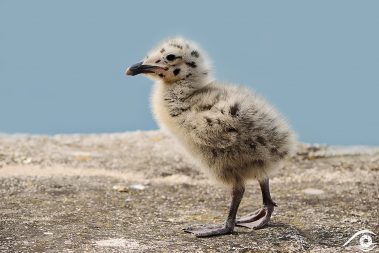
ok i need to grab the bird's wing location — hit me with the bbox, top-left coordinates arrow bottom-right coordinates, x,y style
182,109 -> 239,149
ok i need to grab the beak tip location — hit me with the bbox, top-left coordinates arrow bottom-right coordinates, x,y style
126,68 -> 134,76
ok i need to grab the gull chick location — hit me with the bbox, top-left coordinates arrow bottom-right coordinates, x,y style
126,37 -> 296,237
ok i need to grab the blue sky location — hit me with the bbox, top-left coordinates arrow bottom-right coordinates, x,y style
0,0 -> 378,145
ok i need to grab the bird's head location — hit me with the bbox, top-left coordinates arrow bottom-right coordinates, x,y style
126,37 -> 212,85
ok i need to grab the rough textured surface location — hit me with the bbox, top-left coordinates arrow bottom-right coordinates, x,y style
0,130 -> 378,252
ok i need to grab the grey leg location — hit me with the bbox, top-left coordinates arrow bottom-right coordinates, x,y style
184,185 -> 245,237
236,178 -> 276,229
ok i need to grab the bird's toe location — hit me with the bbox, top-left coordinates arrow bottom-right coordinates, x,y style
183,224 -> 234,237
236,205 -> 274,229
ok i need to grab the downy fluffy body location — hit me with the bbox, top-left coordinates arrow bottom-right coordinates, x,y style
126,37 -> 297,237
140,37 -> 297,186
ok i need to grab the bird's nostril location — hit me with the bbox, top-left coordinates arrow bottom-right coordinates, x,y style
128,62 -> 143,71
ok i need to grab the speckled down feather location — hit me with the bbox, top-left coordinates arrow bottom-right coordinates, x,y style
143,37 -> 297,186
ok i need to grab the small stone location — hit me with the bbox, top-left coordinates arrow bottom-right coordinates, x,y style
23,157 -> 32,164
342,217 -> 358,223
129,184 -> 146,190
302,188 -> 324,195
149,137 -> 163,142
112,185 -> 128,192
96,238 -> 139,248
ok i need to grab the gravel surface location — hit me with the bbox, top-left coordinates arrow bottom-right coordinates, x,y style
0,131 -> 378,252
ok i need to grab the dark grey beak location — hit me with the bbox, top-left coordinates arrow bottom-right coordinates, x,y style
126,62 -> 159,76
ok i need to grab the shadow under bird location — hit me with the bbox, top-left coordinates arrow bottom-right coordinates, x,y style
125,37 -> 296,237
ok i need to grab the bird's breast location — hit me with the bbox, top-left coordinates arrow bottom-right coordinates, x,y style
150,84 -> 183,136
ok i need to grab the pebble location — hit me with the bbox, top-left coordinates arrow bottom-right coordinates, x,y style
129,184 -> 146,190
302,188 -> 324,195
112,185 -> 128,192
96,238 -> 139,248
23,157 -> 32,164
342,217 -> 358,223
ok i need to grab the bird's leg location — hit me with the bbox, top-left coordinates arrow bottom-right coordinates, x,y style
236,178 -> 276,229
183,185 -> 245,237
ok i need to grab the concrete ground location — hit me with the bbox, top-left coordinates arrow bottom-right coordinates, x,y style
0,131 -> 378,252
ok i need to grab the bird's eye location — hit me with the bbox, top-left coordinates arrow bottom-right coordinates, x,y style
166,54 -> 176,61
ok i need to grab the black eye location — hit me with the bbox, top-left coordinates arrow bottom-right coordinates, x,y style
166,54 -> 176,61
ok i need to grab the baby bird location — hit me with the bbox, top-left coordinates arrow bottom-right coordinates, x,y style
126,37 -> 296,237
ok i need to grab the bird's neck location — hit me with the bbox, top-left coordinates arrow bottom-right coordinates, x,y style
154,79 -> 208,112
160,79 -> 203,100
